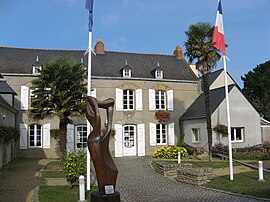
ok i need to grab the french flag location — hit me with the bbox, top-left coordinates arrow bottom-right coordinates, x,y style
212,0 -> 226,55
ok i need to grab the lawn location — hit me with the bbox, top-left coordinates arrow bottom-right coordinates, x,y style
206,171 -> 270,199
38,186 -> 93,202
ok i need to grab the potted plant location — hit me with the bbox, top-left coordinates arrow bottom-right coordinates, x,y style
154,110 -> 170,123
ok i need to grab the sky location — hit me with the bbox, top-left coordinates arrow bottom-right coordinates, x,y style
0,0 -> 269,87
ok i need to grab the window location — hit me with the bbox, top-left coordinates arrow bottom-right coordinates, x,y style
30,89 -> 37,107
155,90 -> 166,110
231,127 -> 244,142
156,124 -> 167,145
76,125 -> 88,149
29,124 -> 42,147
192,128 -> 200,143
155,70 -> 163,79
123,89 -> 134,110
123,69 -> 131,77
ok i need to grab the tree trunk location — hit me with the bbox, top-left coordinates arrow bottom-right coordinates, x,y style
203,73 -> 213,161
59,118 -> 68,153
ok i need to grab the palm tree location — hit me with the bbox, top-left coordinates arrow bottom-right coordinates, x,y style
29,57 -> 87,153
184,22 -> 221,161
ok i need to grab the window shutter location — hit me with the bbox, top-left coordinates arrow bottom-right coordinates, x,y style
90,89 -> 96,98
66,124 -> 75,151
137,124 -> 145,156
115,88 -> 123,111
168,123 -> 175,145
136,89 -> 143,111
149,89 -> 155,110
149,123 -> 156,146
21,86 -> 29,110
167,90 -> 174,111
20,123 -> 28,149
43,123 -> 51,148
114,124 -> 123,157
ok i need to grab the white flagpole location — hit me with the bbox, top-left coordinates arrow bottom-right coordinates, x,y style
87,31 -> 92,190
223,55 -> 233,180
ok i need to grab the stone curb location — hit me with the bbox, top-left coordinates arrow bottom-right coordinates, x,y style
34,186 -> 39,202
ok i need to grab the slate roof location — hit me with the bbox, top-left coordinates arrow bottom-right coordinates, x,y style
0,80 -> 17,95
180,85 -> 234,120
0,46 -> 198,81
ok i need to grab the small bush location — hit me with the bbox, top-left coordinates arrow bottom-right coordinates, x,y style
262,141 -> 270,151
0,126 -> 20,144
61,150 -> 87,185
212,143 -> 229,157
153,145 -> 188,159
176,140 -> 200,155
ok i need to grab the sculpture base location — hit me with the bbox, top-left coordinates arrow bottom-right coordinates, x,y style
90,191 -> 120,202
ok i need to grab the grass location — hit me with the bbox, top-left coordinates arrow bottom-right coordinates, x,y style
42,171 -> 66,178
38,186 -> 94,202
205,171 -> 270,199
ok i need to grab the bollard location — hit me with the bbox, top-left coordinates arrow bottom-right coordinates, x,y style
178,152 -> 181,164
258,161 -> 264,181
79,175 -> 85,201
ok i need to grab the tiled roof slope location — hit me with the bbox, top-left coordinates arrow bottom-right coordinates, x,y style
0,46 -> 198,81
180,85 -> 234,120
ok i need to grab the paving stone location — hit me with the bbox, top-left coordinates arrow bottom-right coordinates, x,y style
114,157 -> 267,202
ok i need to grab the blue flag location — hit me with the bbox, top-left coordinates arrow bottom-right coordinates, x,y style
85,0 -> 93,32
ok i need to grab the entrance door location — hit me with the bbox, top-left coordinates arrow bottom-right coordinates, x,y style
123,125 -> 136,156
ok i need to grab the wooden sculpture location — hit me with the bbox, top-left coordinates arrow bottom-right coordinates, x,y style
86,96 -> 118,194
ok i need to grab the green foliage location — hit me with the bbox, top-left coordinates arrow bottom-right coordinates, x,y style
61,150 -> 87,185
242,60 -> 270,120
50,129 -> 60,140
153,145 -> 188,159
213,124 -> 228,136
0,126 -> 20,144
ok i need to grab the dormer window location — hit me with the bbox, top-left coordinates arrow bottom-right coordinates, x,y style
32,56 -> 43,75
153,62 -> 163,79
122,60 -> 132,78
123,69 -> 131,77
155,70 -> 163,79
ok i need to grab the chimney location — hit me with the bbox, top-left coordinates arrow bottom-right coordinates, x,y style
95,40 -> 105,54
173,45 -> 183,60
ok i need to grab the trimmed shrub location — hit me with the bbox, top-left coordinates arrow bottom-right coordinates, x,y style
61,150 -> 87,185
153,145 -> 188,159
212,143 -> 229,157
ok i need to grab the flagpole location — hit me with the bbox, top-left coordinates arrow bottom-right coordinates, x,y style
223,55 -> 233,181
87,31 -> 92,190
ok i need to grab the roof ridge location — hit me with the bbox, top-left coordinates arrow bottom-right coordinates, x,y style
0,46 -> 85,52
106,50 -> 175,57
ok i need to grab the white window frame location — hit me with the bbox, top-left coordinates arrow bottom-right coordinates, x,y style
156,124 -> 167,145
231,127 -> 244,143
29,124 -> 42,148
123,89 -> 134,111
192,128 -> 200,143
32,65 -> 42,75
123,69 -> 131,78
75,125 -> 88,150
155,90 -> 166,110
155,70 -> 163,79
